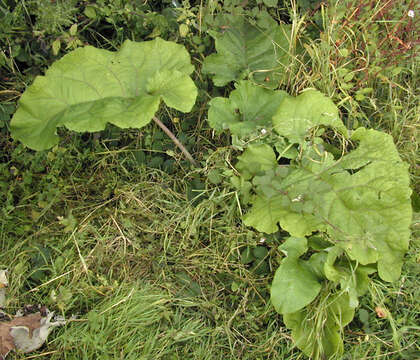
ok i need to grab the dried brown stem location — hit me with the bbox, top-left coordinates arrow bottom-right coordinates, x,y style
152,116 -> 199,167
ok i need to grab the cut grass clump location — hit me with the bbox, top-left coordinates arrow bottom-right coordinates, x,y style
49,285 -> 222,359
0,154 -> 292,359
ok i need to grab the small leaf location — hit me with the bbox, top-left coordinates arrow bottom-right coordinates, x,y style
339,48 -> 349,57
263,0 -> 278,6
84,6 -> 97,19
69,24 -> 78,36
253,246 -> 268,259
358,308 -> 369,325
271,237 -> 321,314
236,144 -> 277,180
240,247 -> 255,264
52,39 -> 61,55
207,169 -> 222,185
179,23 -> 189,37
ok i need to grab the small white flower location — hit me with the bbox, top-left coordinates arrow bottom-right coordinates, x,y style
408,10 -> 414,18
259,237 -> 266,244
292,194 -> 303,202
261,128 -> 267,135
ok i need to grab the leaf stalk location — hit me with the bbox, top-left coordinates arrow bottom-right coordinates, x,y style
152,116 -> 199,167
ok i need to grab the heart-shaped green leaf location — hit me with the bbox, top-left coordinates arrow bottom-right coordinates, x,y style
11,38 -> 197,150
271,237 -> 322,314
272,90 -> 348,143
202,15 -> 292,88
208,80 -> 288,137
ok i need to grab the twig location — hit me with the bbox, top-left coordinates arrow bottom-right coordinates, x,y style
153,116 -> 199,167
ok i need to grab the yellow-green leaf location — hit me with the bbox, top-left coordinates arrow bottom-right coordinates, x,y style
10,38 -> 197,150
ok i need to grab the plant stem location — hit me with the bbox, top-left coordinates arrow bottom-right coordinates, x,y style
152,116 -> 199,167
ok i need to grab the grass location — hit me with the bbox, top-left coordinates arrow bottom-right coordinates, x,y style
1,0 -> 419,359
1,148 -> 418,359
1,158 -> 294,359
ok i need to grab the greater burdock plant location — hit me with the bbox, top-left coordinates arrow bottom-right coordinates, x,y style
9,21 -> 413,359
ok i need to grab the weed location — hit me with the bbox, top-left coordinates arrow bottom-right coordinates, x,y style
0,1 -> 418,359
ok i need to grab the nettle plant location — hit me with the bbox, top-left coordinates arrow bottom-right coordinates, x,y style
10,38 -> 198,165
207,81 -> 412,358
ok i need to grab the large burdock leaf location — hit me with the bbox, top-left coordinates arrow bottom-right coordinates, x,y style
202,15 -> 292,88
10,38 -> 197,150
323,128 -> 412,282
241,128 -> 411,282
208,81 -> 288,136
272,90 -> 348,143
271,237 -> 322,314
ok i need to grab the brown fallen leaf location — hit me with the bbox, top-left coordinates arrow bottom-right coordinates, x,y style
0,313 -> 42,359
0,311 -> 64,359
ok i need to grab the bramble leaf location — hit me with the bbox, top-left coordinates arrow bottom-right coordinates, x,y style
208,81 -> 288,136
272,90 -> 348,143
10,38 -> 197,150
202,15 -> 292,88
271,237 -> 322,314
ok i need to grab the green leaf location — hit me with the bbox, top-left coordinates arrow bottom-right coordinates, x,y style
11,38 -> 197,150
324,246 -> 345,282
236,144 -> 277,180
207,80 -> 288,136
253,246 -> 268,259
231,175 -> 253,204
324,246 -> 376,307
52,39 -> 61,55
272,89 -> 348,144
240,247 -> 255,264
244,193 -> 323,235
263,0 -> 278,6
305,252 -> 328,280
284,292 -> 355,358
242,128 -> 411,281
84,6 -> 97,19
69,24 -> 77,36
202,15 -> 292,88
271,237 -> 322,314
324,128 -> 412,281
243,194 -> 286,234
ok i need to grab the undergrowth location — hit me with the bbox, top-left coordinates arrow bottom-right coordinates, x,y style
0,0 -> 418,359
